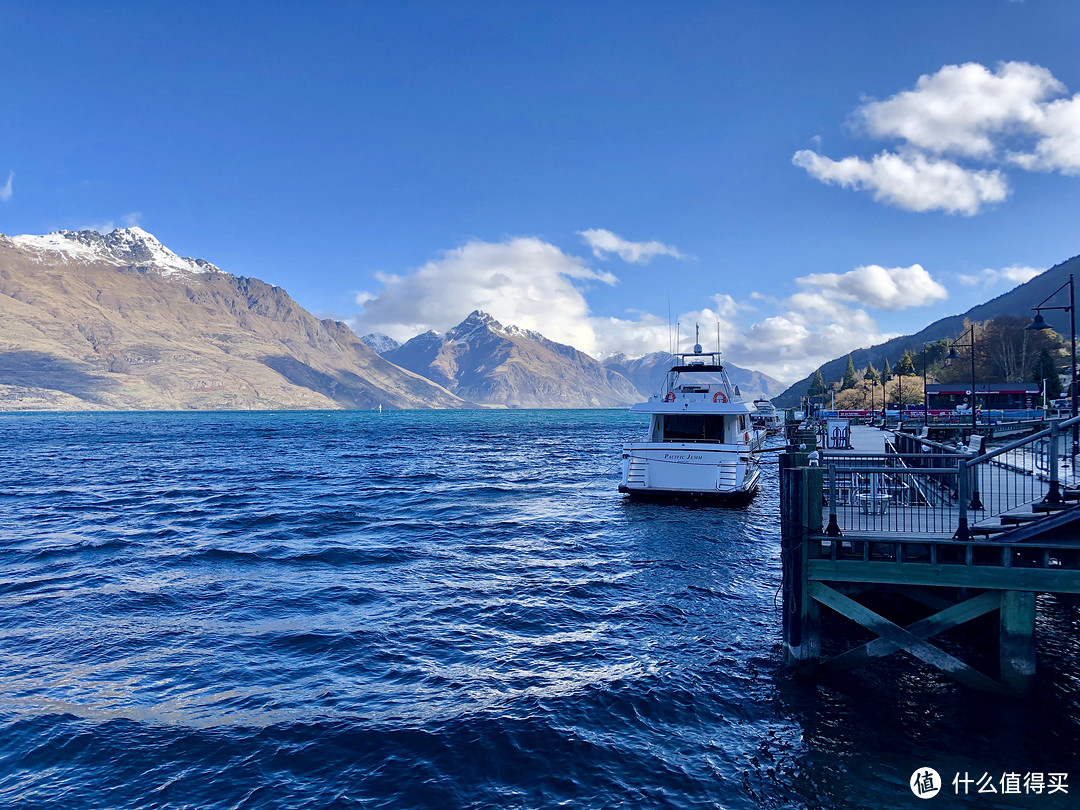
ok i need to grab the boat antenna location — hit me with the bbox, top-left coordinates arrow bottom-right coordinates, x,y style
676,322 -> 681,357
694,323 -> 702,354
667,297 -> 672,357
717,322 -> 721,357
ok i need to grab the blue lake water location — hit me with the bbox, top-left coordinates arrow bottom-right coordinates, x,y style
0,410 -> 1077,808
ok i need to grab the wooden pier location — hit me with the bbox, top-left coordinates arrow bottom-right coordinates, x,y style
780,421 -> 1080,693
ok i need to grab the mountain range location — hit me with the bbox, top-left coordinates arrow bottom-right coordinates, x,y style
0,228 -> 465,410
381,311 -> 641,408
773,253 -> 1080,407
0,226 -> 783,410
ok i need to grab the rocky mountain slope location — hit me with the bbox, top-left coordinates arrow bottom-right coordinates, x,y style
0,228 -> 467,410
774,253 -> 1080,407
383,311 -> 641,408
603,351 -> 785,402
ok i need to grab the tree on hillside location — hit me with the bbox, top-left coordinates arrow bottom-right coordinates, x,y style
835,385 -> 871,410
841,356 -> 858,390
929,317 -> 1059,384
807,368 -> 827,399
934,321 -> 982,384
897,349 -> 916,376
982,315 -> 1054,382
882,358 -> 891,380
1032,347 -> 1064,400
863,362 -> 880,384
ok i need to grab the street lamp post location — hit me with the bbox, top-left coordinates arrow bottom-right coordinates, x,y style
1026,273 -> 1077,460
884,372 -> 892,425
922,346 -> 930,427
946,326 -> 983,511
898,371 -> 904,428
946,326 -> 978,437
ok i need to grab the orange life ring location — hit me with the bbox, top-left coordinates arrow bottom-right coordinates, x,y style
663,392 -> 676,402
712,391 -> 728,403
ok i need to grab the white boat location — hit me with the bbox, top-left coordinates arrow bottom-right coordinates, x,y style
619,342 -> 764,501
752,398 -> 783,435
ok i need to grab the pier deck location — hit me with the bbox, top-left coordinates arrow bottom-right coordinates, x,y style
781,418 -> 1080,693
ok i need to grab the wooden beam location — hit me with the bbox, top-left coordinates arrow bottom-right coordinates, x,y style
808,559 -> 1080,593
1000,591 -> 1037,693
808,582 -> 1008,693
824,590 -> 1000,672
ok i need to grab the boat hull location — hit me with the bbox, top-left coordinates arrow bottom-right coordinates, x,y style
619,442 -> 760,501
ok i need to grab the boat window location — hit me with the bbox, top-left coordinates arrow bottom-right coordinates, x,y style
661,414 -> 726,442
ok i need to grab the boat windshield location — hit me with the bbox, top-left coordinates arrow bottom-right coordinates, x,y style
673,371 -> 727,388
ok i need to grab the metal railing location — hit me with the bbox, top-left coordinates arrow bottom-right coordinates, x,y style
817,414 -> 1080,540
820,453 -> 966,537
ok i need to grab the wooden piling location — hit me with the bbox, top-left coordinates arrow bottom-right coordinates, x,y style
999,590 -> 1037,693
780,453 -> 821,674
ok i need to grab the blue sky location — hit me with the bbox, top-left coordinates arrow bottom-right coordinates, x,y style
3,1 -> 1079,382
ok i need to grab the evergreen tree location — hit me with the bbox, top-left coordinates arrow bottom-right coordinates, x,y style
1032,348 -> 1064,400
898,349 -> 916,376
841,355 -> 858,390
883,358 -> 892,379
807,368 -> 827,398
863,362 -> 880,384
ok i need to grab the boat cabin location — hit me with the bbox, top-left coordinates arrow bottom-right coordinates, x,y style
646,412 -> 754,444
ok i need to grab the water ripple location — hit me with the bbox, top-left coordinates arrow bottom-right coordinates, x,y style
1,411 -> 1078,809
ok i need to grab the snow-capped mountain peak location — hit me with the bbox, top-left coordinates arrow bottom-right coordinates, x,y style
359,332 -> 400,354
6,227 -> 221,278
446,310 -> 505,342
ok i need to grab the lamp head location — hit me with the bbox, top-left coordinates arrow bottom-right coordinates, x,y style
1026,312 -> 1051,331
945,347 -> 960,361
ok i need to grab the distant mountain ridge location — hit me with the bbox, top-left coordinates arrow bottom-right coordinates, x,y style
774,253 -> 1080,407
0,228 -> 468,410
0,225 -> 789,411
10,227 -> 222,277
384,311 -> 641,408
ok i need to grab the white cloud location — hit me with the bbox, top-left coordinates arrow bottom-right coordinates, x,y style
592,311 -> 676,359
857,62 -> 1062,158
1009,95 -> 1080,174
711,301 -> 895,382
795,61 -> 1080,212
796,263 -> 948,310
957,265 -> 1042,287
590,297 -> 894,383
578,228 -> 686,263
0,171 -> 13,202
792,149 -> 1009,215
350,237 -> 617,352
350,236 -> 935,384
82,212 -> 144,232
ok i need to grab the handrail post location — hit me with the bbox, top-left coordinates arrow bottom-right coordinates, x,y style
1042,421 -> 1063,505
968,443 -> 984,511
955,460 -> 971,541
825,462 -> 842,537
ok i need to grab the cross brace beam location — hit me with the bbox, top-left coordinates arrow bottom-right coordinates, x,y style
808,581 -> 1008,693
